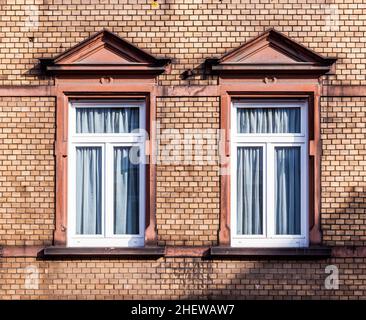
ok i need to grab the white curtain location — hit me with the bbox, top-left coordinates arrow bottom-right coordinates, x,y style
275,147 -> 301,234
237,147 -> 263,235
114,147 -> 139,234
237,107 -> 300,133
76,147 -> 102,234
76,107 -> 139,133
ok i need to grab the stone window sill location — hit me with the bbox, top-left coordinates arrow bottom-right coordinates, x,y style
42,246 -> 165,259
210,246 -> 331,259
1,245 -> 332,259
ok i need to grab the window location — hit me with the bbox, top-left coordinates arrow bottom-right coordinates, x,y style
231,100 -> 308,247
68,100 -> 146,247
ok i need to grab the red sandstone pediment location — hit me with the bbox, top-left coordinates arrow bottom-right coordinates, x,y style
41,29 -> 170,75
206,28 -> 336,76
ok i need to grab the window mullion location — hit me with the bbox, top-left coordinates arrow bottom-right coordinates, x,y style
266,142 -> 275,238
105,143 -> 113,238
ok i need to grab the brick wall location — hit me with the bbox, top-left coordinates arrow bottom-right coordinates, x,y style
321,97 -> 366,246
1,257 -> 365,299
156,97 -> 220,246
0,97 -> 55,246
1,0 -> 366,299
0,0 -> 365,86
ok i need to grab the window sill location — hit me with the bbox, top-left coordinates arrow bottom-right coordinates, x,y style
42,246 -> 165,259
210,246 -> 331,259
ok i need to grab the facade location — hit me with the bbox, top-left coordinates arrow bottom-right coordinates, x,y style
0,0 -> 366,299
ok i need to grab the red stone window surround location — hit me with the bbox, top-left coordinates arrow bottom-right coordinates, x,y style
205,29 -> 337,252
40,29 -> 170,253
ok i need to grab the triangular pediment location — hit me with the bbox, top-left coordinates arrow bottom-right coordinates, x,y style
206,28 -> 336,76
41,29 -> 170,75
231,43 -> 301,64
68,44 -> 140,64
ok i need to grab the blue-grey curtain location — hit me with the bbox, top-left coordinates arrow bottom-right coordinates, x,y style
237,107 -> 300,133
275,147 -> 301,234
76,107 -> 139,133
114,147 -> 139,235
76,147 -> 102,234
237,147 -> 263,235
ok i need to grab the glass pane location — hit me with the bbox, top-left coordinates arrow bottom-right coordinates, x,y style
76,107 -> 139,133
237,107 -> 301,133
76,147 -> 102,235
237,147 -> 263,235
275,147 -> 301,235
114,147 -> 140,235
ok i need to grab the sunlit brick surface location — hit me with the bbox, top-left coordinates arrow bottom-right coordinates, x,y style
0,97 -> 55,246
1,257 -> 365,299
1,0 -> 366,299
156,97 -> 220,246
321,97 -> 366,246
0,0 -> 365,85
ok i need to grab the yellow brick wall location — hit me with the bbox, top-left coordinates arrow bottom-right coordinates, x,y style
0,0 -> 365,85
321,97 -> 366,246
1,0 -> 366,299
1,257 -> 365,299
156,97 -> 220,246
0,97 -> 55,246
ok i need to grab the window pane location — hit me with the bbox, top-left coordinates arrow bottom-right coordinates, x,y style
275,147 -> 301,235
237,147 -> 263,235
76,107 -> 139,133
76,147 -> 102,235
237,107 -> 301,133
114,147 -> 139,235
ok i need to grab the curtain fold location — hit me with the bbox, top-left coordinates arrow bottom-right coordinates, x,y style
76,107 -> 139,133
76,147 -> 102,235
275,147 -> 301,235
114,147 -> 139,235
237,107 -> 300,133
237,147 -> 263,235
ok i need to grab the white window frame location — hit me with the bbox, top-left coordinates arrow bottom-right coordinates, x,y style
68,100 -> 146,247
231,99 -> 308,248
